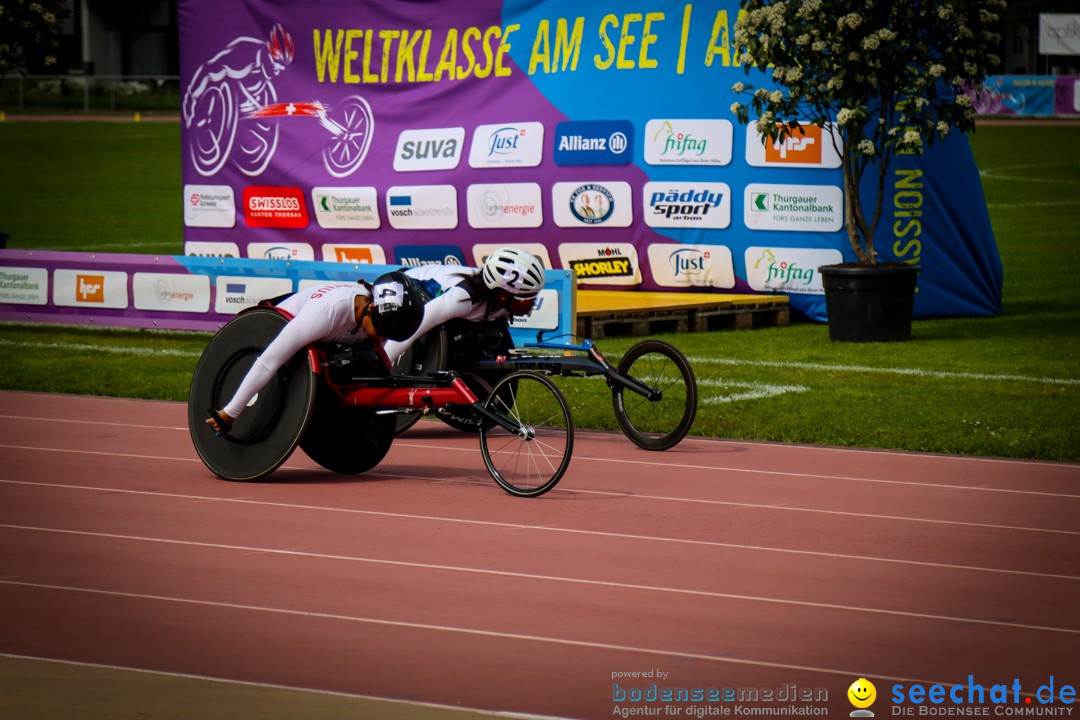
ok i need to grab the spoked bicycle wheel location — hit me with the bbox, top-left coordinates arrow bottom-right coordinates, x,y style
479,371 -> 573,497
612,339 -> 697,451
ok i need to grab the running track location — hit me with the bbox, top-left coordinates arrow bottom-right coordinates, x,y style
1,390 -> 1078,718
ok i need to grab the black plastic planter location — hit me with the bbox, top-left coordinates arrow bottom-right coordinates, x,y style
818,264 -> 921,342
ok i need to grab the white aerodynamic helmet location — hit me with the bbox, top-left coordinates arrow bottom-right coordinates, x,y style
481,247 -> 545,299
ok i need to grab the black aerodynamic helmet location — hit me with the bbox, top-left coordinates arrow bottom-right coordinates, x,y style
368,271 -> 425,342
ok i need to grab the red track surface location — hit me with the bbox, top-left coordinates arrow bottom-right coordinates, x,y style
1,390 -> 1078,718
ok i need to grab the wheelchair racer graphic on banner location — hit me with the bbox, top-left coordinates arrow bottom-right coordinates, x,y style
183,23 -> 374,178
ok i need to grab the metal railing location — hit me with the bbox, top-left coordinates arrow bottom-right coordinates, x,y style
0,74 -> 180,114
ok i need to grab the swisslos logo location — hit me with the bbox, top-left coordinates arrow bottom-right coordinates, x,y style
242,186 -> 309,228
394,127 -> 465,171
553,120 -> 633,166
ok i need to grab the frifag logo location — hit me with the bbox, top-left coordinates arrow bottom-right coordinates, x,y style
76,274 -> 105,303
242,186 -> 309,228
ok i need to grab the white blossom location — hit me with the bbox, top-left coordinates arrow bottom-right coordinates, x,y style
769,90 -> 784,103
732,82 -> 746,93
836,108 -> 855,125
929,64 -> 946,77
731,101 -> 743,114
857,139 -> 875,155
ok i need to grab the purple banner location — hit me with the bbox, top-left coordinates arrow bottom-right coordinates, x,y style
1055,76 -> 1080,115
177,0 -> 1002,322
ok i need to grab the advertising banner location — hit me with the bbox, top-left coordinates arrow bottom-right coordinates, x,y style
1039,14 -> 1080,55
178,0 -> 1002,321
970,76 -> 1057,117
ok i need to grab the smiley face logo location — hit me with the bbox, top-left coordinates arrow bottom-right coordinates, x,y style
848,678 -> 877,709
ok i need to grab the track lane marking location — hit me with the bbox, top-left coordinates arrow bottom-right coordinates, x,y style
0,578 -> 1062,695
5,477 -> 1074,578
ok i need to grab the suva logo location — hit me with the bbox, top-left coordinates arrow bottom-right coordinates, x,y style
569,184 -> 616,224
553,120 -> 633,166
394,127 -> 465,171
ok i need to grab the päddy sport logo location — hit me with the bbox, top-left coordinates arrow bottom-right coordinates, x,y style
569,184 -> 616,224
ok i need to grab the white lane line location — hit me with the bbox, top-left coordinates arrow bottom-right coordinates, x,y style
685,356 -> 1080,386
1,528 -> 1076,635
1,482 -> 1077,581
0,415 -> 185,431
0,653 -> 561,720
696,379 -> 809,405
1,581 -> 1052,696
0,339 -> 203,357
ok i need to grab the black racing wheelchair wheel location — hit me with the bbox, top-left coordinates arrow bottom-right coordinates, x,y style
612,339 -> 698,451
188,307 -> 317,481
299,385 -> 396,474
479,370 -> 573,498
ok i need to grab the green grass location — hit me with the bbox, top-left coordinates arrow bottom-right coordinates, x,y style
0,121 -> 1078,462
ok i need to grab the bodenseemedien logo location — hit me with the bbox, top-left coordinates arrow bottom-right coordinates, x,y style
849,678 -> 877,717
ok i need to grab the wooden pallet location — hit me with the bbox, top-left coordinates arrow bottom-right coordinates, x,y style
575,290 -> 790,339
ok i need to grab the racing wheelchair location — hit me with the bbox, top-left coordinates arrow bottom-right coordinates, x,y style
188,305 -> 574,497
391,318 -> 698,451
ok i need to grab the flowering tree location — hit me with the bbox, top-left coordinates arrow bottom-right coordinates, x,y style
0,0 -> 70,80
730,0 -> 1005,265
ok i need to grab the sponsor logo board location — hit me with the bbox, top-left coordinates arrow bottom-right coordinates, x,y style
552,181 -> 633,228
643,182 -> 731,229
184,184 -> 236,228
184,241 -> 240,258
393,244 -> 466,266
553,120 -> 633,165
745,124 -> 843,168
311,187 -> 380,229
133,273 -> 212,312
242,186 -> 309,228
469,122 -> 544,168
321,244 -> 387,264
471,243 -> 553,270
386,185 -> 459,230
247,243 -> 316,261
644,119 -> 733,165
647,244 -> 736,289
394,127 -> 465,171
214,276 -> 294,315
466,183 -> 543,228
744,184 -> 843,232
54,269 -> 129,308
745,247 -> 843,294
557,242 -> 641,286
0,267 -> 48,305
508,289 -> 559,331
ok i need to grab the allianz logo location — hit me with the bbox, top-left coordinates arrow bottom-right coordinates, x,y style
558,131 -> 628,153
